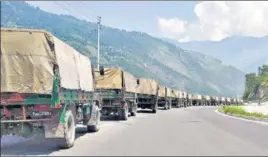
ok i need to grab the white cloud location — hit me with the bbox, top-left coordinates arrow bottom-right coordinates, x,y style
158,1 -> 268,42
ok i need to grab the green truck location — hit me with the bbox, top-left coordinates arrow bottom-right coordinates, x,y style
94,68 -> 138,120
136,78 -> 159,113
171,90 -> 180,108
0,28 -> 101,149
158,86 -> 172,110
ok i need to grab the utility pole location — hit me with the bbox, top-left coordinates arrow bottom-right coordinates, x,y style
97,16 -> 101,69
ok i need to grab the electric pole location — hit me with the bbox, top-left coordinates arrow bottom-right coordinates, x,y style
97,16 -> 101,69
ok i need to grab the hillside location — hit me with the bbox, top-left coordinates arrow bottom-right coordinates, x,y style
172,37 -> 268,73
0,1 -> 245,97
243,65 -> 268,101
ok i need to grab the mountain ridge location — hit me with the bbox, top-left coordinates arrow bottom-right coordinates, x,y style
1,1 -> 245,97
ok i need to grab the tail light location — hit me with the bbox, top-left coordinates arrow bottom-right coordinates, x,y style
55,104 -> 62,109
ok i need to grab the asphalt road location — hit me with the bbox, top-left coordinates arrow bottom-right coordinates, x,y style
1,107 -> 268,156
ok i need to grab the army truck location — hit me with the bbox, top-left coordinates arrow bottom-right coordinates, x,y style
177,91 -> 183,108
136,78 -> 159,113
220,97 -> 226,105
94,68 -> 138,120
187,93 -> 193,107
205,95 -> 211,106
211,96 -> 220,106
171,90 -> 180,108
226,97 -> 231,105
192,94 -> 202,106
0,28 -> 101,149
181,92 -> 188,107
158,86 -> 171,110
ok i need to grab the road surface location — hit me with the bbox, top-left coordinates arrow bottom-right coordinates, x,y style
1,107 -> 268,156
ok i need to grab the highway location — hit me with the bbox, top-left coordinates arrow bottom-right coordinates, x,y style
1,107 -> 268,156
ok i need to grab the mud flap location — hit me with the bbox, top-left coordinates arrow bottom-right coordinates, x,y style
44,108 -> 65,138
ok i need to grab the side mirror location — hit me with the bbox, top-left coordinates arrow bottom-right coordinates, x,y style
137,79 -> 140,85
99,66 -> 104,76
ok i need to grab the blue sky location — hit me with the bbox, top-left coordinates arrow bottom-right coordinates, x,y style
27,1 -> 197,37
27,1 -> 268,42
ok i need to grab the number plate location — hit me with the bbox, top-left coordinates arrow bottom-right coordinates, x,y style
32,111 -> 51,117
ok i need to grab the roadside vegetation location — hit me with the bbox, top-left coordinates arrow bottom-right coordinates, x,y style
243,64 -> 268,101
219,106 -> 268,119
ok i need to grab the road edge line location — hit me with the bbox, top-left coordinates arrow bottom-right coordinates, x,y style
214,109 -> 268,126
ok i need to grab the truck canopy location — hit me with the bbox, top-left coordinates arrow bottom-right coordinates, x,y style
94,68 -> 138,93
205,95 -> 211,100
158,85 -> 166,98
171,90 -> 180,98
136,78 -> 158,95
1,28 -> 94,94
166,87 -> 172,97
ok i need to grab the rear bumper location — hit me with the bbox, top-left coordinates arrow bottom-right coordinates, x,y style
1,108 -> 65,138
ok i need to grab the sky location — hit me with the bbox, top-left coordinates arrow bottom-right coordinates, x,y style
26,1 -> 268,42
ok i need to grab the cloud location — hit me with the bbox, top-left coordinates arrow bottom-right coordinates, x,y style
158,1 -> 268,42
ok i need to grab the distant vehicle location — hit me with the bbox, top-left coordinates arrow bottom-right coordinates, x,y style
136,78 -> 159,113
94,68 -> 138,120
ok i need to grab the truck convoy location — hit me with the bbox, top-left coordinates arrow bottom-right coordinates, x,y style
0,28 -> 101,148
0,28 -> 243,150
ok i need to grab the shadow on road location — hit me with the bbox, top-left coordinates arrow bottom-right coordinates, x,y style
0,126 -> 97,156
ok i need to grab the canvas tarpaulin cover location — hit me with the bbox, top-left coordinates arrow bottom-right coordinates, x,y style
136,78 -> 158,95
166,87 -> 172,97
158,85 -> 166,98
192,94 -> 202,100
188,93 -> 192,99
1,28 -> 56,94
1,28 -> 94,94
123,71 -> 138,93
94,68 -> 122,90
171,90 -> 180,98
53,37 -> 94,91
205,95 -> 211,100
94,68 -> 138,93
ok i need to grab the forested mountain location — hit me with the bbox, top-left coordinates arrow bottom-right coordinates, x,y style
1,1 -> 245,97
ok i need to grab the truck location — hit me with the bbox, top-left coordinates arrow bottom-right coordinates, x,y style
136,78 -> 159,113
211,96 -> 220,106
0,28 -> 101,148
158,86 -> 171,110
171,90 -> 180,108
94,68 -> 138,120
204,95 -> 211,106
192,94 -> 202,106
181,91 -> 188,107
226,97 -> 231,105
220,97 -> 226,105
187,93 -> 193,107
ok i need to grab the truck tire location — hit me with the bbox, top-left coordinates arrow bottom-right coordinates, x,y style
164,102 -> 168,110
168,102 -> 172,110
59,109 -> 75,149
131,102 -> 137,116
152,101 -> 158,113
87,108 -> 101,132
120,105 -> 128,121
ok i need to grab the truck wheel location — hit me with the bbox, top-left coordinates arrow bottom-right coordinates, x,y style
131,102 -> 137,116
87,109 -> 101,132
59,109 -> 75,149
120,106 -> 128,121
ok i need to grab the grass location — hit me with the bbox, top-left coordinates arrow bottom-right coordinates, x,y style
219,105 -> 268,119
